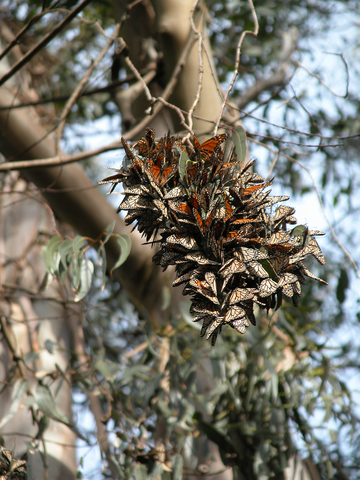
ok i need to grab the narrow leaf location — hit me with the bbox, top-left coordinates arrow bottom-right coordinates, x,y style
73,235 -> 86,256
0,379 -> 28,428
231,125 -> 247,164
35,385 -> 86,441
111,234 -> 131,273
103,221 -> 115,245
74,257 -> 94,301
179,151 -> 190,185
59,239 -> 73,271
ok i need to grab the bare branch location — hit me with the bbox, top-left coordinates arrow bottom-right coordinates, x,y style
0,26 -> 198,172
187,0 -> 203,133
234,27 -> 298,111
214,0 -> 259,134
297,52 -> 349,99
55,23 -> 121,153
68,311 -> 119,480
0,0 -> 92,87
0,1 -> 61,63
249,136 -> 360,277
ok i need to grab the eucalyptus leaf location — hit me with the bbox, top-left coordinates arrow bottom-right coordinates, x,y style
231,125 -> 247,164
0,379 -> 28,429
111,234 -> 131,273
97,242 -> 107,291
43,236 -> 63,273
172,454 -> 183,480
74,256 -> 94,301
35,385 -> 86,441
73,235 -> 86,256
179,151 -> 190,185
103,221 -> 115,244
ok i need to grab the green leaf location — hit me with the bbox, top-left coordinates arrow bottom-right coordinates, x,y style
193,411 -> 237,464
35,384 -> 86,441
97,243 -> 107,291
42,236 -> 63,273
133,464 -> 147,480
179,301 -> 201,331
45,339 -> 55,354
73,235 -> 86,255
179,151 -> 190,185
59,239 -> 73,270
94,359 -> 113,380
110,234 -> 131,273
172,454 -> 183,480
231,125 -> 247,164
148,463 -> 163,480
74,257 -> 94,301
336,268 -> 349,304
0,379 -> 28,429
103,221 -> 115,245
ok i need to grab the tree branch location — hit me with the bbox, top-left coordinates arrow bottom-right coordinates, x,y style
55,24 -> 121,153
0,0 -> 92,87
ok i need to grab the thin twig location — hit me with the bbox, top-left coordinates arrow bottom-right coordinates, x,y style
55,24 -> 121,153
297,53 -> 349,99
187,0 -> 203,133
0,1 -> 62,63
67,311 -> 119,480
156,97 -> 192,133
0,27 -> 197,171
124,54 -> 154,104
214,0 -> 259,135
249,136 -> 359,277
0,0 -> 92,87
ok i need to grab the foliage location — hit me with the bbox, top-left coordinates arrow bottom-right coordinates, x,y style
41,224 -> 131,301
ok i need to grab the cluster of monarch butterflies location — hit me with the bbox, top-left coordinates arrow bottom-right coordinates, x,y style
100,128 -> 326,345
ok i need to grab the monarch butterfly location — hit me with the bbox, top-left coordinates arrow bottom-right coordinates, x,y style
153,199 -> 167,216
200,209 -> 215,232
204,271 -> 217,295
219,258 -> 246,276
266,243 -> 297,255
230,319 -> 248,335
258,278 -> 278,297
121,195 -> 152,210
293,280 -> 302,295
98,167 -> 126,193
224,305 -> 246,323
193,133 -> 228,159
282,283 -> 294,297
164,186 -> 186,199
306,237 -> 326,265
230,218 -> 258,226
199,317 -> 214,337
229,287 -> 256,304
206,317 -> 223,340
123,185 -> 150,196
272,205 -> 296,223
185,252 -> 219,265
247,261 -> 268,278
143,166 -> 164,197
189,279 -> 220,304
148,164 -> 175,186
242,180 -> 272,197
239,159 -> 256,175
268,231 -> 291,245
300,266 -> 327,284
277,272 -> 298,287
166,233 -> 197,250
170,201 -> 192,216
192,208 -> 204,232
190,300 -> 219,316
265,195 -> 290,207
